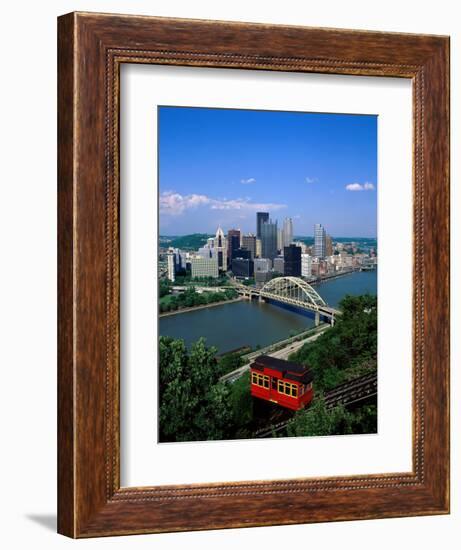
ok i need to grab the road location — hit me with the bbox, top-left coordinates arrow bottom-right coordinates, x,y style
220,325 -> 329,383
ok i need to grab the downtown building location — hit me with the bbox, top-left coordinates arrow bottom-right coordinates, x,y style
283,217 -> 294,248
301,253 -> 312,278
167,252 -> 175,282
254,257 -> 272,286
213,226 -> 227,271
190,256 -> 219,279
261,219 -> 278,260
256,212 -> 269,239
255,238 -> 262,258
284,244 -> 302,277
166,247 -> 186,282
197,245 -> 217,260
277,227 -> 283,254
227,228 -> 241,267
241,234 -> 257,259
314,223 -> 327,258
273,256 -> 285,274
231,248 -> 254,279
292,240 -> 309,254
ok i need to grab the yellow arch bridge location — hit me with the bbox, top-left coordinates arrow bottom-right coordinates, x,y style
237,276 -> 340,326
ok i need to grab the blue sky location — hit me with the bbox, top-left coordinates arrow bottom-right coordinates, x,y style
158,106 -> 377,237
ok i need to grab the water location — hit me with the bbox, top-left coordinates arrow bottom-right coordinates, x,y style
313,271 -> 377,308
159,271 -> 377,354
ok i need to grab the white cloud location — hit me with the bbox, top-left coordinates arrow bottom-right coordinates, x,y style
305,176 -> 318,184
160,191 -> 286,216
240,177 -> 256,184
345,182 -> 375,192
159,192 -> 210,215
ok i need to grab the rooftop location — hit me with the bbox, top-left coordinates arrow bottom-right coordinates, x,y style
251,355 -> 313,384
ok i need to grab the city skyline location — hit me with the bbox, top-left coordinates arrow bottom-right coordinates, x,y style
159,106 -> 377,237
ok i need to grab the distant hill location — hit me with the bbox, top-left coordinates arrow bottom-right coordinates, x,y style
160,233 -> 212,250
294,236 -> 314,246
160,234 -> 377,251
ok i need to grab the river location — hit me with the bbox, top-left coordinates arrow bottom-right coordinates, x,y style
158,271 -> 377,354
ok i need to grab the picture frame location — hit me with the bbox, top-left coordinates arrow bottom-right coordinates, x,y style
57,11 -> 450,537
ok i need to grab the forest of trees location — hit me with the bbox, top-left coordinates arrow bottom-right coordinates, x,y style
159,337 -> 254,442
159,337 -> 232,442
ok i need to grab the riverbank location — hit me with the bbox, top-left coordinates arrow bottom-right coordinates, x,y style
159,296 -> 243,318
311,267 -> 377,286
311,269 -> 356,285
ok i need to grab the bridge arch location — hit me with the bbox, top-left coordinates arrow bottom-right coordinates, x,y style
260,276 -> 326,310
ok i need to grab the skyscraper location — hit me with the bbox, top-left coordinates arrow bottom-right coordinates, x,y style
314,223 -> 326,259
301,253 -> 312,278
256,212 -> 269,239
242,234 -> 256,259
261,219 -> 278,260
232,247 -> 251,260
227,229 -> 241,266
256,238 -> 262,258
231,258 -> 254,279
277,228 -> 283,253
283,217 -> 294,248
273,256 -> 285,274
213,226 -> 227,271
166,247 -> 186,281
325,234 -> 333,256
231,248 -> 254,279
284,244 -> 301,277
166,251 -> 175,282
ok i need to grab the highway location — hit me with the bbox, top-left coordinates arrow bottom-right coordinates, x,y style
220,325 -> 329,383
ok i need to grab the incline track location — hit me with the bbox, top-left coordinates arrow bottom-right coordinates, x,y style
254,371 -> 377,438
324,372 -> 377,409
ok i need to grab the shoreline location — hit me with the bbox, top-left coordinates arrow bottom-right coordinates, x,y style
159,297 -> 243,318
311,269 -> 361,285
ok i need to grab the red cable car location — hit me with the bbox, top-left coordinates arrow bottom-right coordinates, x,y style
250,355 -> 314,411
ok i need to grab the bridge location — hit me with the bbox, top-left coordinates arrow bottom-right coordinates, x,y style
236,276 -> 340,326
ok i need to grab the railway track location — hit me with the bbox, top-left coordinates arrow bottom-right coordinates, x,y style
324,372 -> 377,409
254,371 -> 377,438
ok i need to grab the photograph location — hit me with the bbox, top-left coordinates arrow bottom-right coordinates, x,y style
157,106 -> 378,443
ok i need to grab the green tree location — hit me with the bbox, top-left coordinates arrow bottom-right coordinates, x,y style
228,371 -> 253,438
159,279 -> 171,298
159,337 -> 232,442
287,395 -> 354,437
224,289 -> 238,300
217,352 -> 243,377
349,404 -> 377,434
